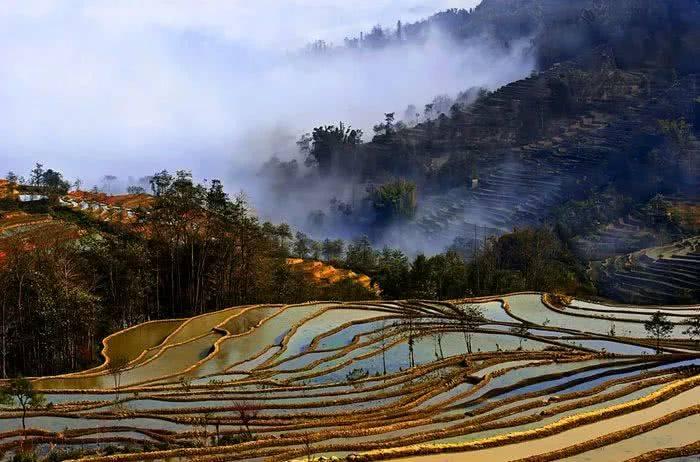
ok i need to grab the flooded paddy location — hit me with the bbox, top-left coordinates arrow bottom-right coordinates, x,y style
1,295 -> 698,461
507,294 -> 689,338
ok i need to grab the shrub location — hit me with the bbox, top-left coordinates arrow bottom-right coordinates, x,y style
217,433 -> 255,446
12,452 -> 38,462
368,179 -> 417,223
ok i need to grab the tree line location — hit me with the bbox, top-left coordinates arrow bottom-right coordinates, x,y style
290,227 -> 588,300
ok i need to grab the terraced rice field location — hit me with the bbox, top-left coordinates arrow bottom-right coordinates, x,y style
0,212 -> 83,263
1,294 -> 698,461
597,237 -> 700,305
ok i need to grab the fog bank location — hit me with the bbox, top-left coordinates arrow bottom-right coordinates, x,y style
1,1 -> 535,255
2,0 -> 480,182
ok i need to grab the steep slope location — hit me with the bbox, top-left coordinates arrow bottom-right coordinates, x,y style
387,58 -> 699,250
595,237 -> 700,304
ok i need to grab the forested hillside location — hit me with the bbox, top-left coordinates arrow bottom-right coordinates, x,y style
263,0 -> 700,302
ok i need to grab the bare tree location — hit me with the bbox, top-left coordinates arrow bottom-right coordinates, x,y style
213,417 -> 221,446
644,311 -> 674,353
460,304 -> 483,355
432,331 -> 445,359
232,401 -> 259,441
380,319 -> 388,375
302,432 -> 313,462
371,319 -> 401,376
404,316 -> 416,368
191,413 -> 211,446
106,355 -> 130,401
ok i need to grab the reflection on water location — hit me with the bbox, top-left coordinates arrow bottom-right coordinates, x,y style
3,297 -> 696,462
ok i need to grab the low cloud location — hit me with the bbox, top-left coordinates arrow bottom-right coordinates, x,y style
0,0 -> 534,252
2,0 -> 484,184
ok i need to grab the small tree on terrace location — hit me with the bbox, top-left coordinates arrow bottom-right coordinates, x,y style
301,432 -> 314,462
0,377 -> 46,432
683,316 -> 700,344
107,355 -> 130,401
432,331 -> 445,359
460,304 -> 483,355
644,311 -> 674,354
370,319 -> 399,377
232,401 -> 259,441
510,324 -> 529,350
406,316 -> 416,368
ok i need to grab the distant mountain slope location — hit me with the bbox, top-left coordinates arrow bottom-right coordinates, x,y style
408,0 -> 700,72
358,53 -> 699,250
287,0 -> 700,304
336,0 -> 700,73
594,236 -> 700,304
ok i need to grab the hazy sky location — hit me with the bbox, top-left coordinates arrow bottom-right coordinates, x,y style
0,1 -> 482,49
1,0 -> 514,188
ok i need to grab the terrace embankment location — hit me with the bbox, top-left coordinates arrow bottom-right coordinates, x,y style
286,258 -> 378,294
